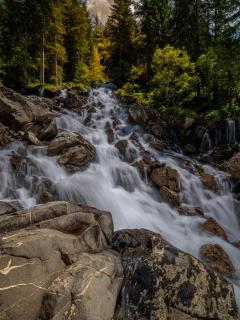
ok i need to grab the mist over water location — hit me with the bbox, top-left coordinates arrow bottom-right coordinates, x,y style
1,88 -> 240,300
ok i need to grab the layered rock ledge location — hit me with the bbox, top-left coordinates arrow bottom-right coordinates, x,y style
0,202 -> 239,320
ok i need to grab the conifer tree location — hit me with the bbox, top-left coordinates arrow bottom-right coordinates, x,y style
106,0 -> 137,84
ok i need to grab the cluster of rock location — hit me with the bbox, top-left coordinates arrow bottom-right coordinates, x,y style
0,84 -> 96,173
0,201 -> 239,320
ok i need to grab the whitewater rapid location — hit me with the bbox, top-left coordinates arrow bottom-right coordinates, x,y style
1,88 -> 240,299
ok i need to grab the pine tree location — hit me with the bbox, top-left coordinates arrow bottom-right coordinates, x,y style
64,0 -> 92,82
48,1 -> 66,85
134,0 -> 171,82
106,0 -> 137,84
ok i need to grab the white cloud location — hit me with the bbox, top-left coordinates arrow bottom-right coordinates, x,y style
87,0 -> 113,24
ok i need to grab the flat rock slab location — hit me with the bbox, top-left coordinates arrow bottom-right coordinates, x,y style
0,201 -> 122,320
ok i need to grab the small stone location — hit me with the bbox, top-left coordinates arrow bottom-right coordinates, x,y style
178,206 -> 204,217
151,165 -> 181,193
200,244 -> 235,276
201,173 -> 218,192
24,131 -> 40,145
160,186 -> 182,207
201,217 -> 228,241
105,128 -> 115,144
115,140 -> 128,158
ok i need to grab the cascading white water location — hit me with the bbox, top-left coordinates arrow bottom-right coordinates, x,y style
227,119 -> 237,145
1,88 -> 240,300
200,129 -> 212,153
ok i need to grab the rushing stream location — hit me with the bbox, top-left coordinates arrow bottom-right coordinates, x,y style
1,88 -> 240,302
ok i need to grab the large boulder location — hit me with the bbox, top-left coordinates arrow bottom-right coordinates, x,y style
112,229 -> 239,320
0,201 -> 123,320
0,84 -> 52,130
47,131 -> 96,171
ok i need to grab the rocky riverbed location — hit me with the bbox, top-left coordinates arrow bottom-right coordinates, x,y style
1,84 -> 240,319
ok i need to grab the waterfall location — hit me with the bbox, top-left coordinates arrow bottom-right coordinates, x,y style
1,88 -> 240,293
200,129 -> 212,153
226,119 -> 237,145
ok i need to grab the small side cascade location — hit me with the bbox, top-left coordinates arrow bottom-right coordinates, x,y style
200,130 -> 212,153
226,119 -> 237,145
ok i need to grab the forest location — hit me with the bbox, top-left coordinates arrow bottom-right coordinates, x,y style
0,0 -> 240,119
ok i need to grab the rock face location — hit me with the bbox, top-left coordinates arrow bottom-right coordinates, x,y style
0,201 -> 123,320
47,131 -> 96,171
0,84 -> 52,130
112,229 -> 239,320
200,244 -> 235,276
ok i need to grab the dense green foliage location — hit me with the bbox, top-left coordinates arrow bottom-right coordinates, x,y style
0,0 -> 240,117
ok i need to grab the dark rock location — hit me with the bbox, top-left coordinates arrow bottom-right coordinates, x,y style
200,244 -> 235,276
0,84 -> 52,130
115,140 -> 128,158
128,104 -> 149,125
112,229 -> 238,320
105,128 -> 115,143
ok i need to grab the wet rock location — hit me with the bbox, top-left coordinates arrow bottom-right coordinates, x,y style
201,173 -> 218,192
150,140 -> 166,151
128,104 -> 148,125
112,116 -> 121,127
0,201 -> 16,215
183,144 -> 197,155
178,206 -> 204,217
200,244 -> 235,276
224,153 -> 240,179
160,186 -> 182,207
195,125 -> 206,139
112,229 -> 238,320
24,119 -> 58,142
62,91 -> 87,112
58,145 -> 96,171
24,131 -> 40,145
201,217 -> 228,241
105,128 -> 115,143
40,251 -> 123,320
211,145 -> 239,163
115,139 -> 128,158
0,202 -> 121,320
184,117 -> 195,130
0,84 -> 52,130
151,165 -> 181,192
10,152 -> 26,170
48,131 -> 96,171
0,126 -> 13,146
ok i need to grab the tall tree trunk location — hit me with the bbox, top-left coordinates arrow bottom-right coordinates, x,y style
40,34 -> 45,84
54,34 -> 58,86
54,53 -> 58,86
